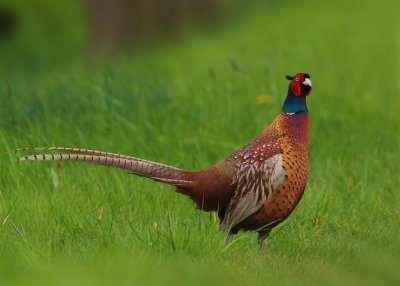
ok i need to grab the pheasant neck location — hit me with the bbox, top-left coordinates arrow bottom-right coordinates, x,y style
282,88 -> 308,114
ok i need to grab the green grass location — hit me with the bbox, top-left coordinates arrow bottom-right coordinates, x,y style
0,0 -> 399,285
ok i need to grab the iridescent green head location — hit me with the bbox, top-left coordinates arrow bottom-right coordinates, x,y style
282,73 -> 312,114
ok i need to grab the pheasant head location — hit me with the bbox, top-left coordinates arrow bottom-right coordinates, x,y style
282,73 -> 312,114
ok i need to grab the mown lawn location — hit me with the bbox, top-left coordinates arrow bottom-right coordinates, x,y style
0,0 -> 399,285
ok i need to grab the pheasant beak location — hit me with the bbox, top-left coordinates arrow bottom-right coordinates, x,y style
302,78 -> 312,87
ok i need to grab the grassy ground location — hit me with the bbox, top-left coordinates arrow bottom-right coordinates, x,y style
0,0 -> 399,285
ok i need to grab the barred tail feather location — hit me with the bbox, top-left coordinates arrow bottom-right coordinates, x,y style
16,147 -> 141,161
18,151 -> 192,187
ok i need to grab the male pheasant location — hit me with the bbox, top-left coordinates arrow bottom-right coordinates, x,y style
18,73 -> 312,244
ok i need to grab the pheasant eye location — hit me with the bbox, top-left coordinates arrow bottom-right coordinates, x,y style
295,78 -> 299,82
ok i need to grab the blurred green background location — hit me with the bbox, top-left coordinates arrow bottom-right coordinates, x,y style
0,0 -> 399,285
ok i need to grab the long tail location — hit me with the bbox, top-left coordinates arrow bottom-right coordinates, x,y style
17,147 -> 192,187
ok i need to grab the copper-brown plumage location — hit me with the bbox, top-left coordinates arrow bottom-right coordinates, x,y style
18,73 -> 312,244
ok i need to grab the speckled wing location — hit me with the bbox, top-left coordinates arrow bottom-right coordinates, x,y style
221,152 -> 286,230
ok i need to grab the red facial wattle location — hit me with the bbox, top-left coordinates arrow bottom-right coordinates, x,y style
291,73 -> 305,96
291,80 -> 301,96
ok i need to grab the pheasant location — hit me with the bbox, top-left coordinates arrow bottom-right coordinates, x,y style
18,73 -> 312,244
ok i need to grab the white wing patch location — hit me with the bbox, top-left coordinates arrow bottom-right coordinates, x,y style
221,153 -> 286,230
